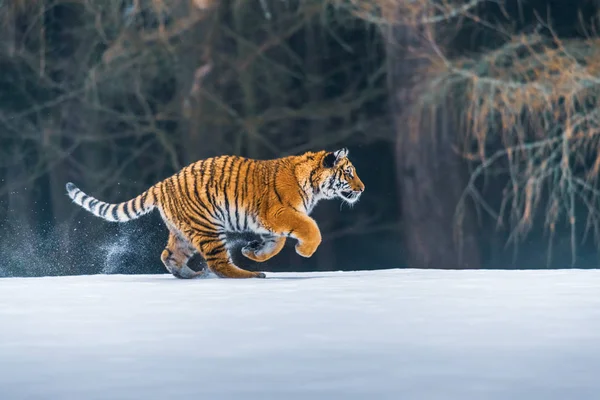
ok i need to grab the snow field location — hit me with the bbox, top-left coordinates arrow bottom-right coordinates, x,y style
1,269 -> 600,399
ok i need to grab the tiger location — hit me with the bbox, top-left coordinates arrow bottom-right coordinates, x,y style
66,148 -> 365,279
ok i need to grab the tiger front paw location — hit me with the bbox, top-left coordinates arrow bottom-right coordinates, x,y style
295,241 -> 319,258
242,240 -> 264,262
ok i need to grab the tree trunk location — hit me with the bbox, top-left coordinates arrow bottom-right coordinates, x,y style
305,19 -> 336,272
386,23 -> 481,269
177,6 -> 221,164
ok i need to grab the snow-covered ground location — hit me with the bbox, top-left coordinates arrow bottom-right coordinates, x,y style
1,269 -> 600,400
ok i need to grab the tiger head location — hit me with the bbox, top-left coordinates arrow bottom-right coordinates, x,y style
317,148 -> 365,205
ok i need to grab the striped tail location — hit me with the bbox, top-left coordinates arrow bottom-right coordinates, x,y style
65,182 -> 155,222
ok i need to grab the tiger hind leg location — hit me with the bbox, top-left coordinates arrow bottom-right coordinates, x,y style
161,233 -> 206,279
242,235 -> 286,263
192,233 -> 265,279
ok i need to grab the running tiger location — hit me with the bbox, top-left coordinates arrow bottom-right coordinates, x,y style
66,148 -> 365,279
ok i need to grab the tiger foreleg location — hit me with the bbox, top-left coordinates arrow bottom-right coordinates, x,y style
192,233 -> 266,279
242,236 -> 286,262
269,211 -> 322,258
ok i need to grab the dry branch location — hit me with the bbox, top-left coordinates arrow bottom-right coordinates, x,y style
0,0 -> 389,258
331,0 -> 494,26
411,22 -> 600,262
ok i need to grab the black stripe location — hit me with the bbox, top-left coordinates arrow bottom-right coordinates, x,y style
298,183 -> 309,211
222,157 -> 235,230
293,162 -> 310,210
205,255 -> 226,262
199,159 -> 210,189
227,160 -> 238,222
152,186 -> 161,207
210,191 -> 226,222
206,158 -> 226,222
207,157 -> 217,190
111,205 -> 119,221
168,174 -> 184,221
190,226 -> 220,237
89,199 -> 99,211
130,197 -> 139,216
215,157 -> 231,222
123,202 -> 132,219
196,160 -> 208,187
189,220 -> 224,237
217,156 -> 233,189
241,161 -> 251,231
79,193 -> 88,205
168,178 -> 186,221
188,215 -> 220,233
197,194 -> 220,222
231,159 -> 245,231
205,244 -> 226,257
288,201 -> 301,213
192,161 -> 220,222
179,167 -> 219,227
196,194 -> 220,223
174,168 -> 196,215
250,162 -> 261,225
223,191 -> 233,230
140,192 -> 148,211
273,163 -> 284,205
99,203 -> 109,216
198,237 -> 221,247
160,183 -> 175,219
309,168 -> 318,188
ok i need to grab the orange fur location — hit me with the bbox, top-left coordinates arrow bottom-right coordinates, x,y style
66,149 -> 364,279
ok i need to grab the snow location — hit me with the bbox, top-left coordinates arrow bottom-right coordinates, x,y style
1,269 -> 600,399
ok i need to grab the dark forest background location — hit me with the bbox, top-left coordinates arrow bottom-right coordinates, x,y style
2,0 -> 600,277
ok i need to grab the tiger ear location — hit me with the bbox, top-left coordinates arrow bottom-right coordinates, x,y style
323,148 -> 348,168
323,152 -> 336,168
334,148 -> 348,159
